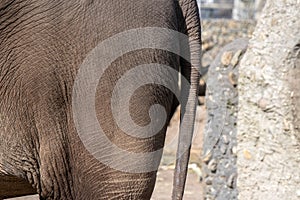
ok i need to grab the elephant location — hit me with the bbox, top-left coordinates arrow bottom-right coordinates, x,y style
0,0 -> 201,199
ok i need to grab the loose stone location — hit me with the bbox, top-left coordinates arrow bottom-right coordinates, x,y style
221,51 -> 234,66
231,50 -> 243,67
227,173 -> 236,188
222,135 -> 230,144
228,72 -> 238,87
208,159 -> 218,172
203,152 -> 212,164
205,177 -> 213,185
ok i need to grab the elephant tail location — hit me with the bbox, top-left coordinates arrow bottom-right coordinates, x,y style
172,0 -> 201,199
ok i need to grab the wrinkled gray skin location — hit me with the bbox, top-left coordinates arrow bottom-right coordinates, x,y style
0,0 -> 201,199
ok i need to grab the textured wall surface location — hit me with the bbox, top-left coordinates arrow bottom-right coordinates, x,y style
203,38 -> 248,200
288,43 -> 300,141
237,0 -> 300,199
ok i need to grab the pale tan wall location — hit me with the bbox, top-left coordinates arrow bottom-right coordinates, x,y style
237,0 -> 300,199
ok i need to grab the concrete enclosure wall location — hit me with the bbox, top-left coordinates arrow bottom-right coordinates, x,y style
237,0 -> 300,199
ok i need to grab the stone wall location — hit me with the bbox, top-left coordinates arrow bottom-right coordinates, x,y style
237,1 -> 300,199
201,20 -> 255,200
202,38 -> 248,200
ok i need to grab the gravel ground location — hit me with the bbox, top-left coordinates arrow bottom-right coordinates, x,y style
151,166 -> 203,200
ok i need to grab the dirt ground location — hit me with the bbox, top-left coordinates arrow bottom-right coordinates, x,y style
151,166 -> 203,200
151,103 -> 205,200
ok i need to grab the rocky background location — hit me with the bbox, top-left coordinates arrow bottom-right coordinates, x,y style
201,19 -> 255,69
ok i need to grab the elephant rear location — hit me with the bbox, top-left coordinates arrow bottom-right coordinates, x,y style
0,0 -> 201,199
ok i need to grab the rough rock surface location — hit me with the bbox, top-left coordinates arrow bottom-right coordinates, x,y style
237,0 -> 300,199
202,38 -> 248,200
289,44 -> 300,140
199,19 -> 255,96
201,19 -> 255,69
